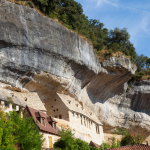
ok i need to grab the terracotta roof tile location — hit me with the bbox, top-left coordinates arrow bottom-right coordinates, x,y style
89,141 -> 100,148
24,106 -> 58,135
47,116 -> 57,123
106,144 -> 150,150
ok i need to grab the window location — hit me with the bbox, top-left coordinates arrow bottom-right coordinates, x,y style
54,123 -> 56,130
56,109 -> 58,111
12,104 -> 16,110
72,112 -> 74,116
55,116 -> 57,118
76,114 -> 78,118
59,115 -> 62,119
68,100 -> 71,104
51,106 -> 53,108
41,118 -> 45,126
54,110 -> 55,112
55,99 -> 56,101
96,125 -> 100,134
5,102 -> 9,108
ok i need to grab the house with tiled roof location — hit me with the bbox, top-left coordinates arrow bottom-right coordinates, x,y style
23,106 -> 60,149
106,144 -> 150,150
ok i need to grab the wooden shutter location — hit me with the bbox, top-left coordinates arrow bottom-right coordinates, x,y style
49,136 -> 52,148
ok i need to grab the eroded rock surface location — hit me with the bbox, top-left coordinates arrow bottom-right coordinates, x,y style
0,0 -> 150,139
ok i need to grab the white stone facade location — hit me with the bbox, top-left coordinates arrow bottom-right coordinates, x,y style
42,132 -> 60,148
45,93 -> 104,145
0,100 -> 21,113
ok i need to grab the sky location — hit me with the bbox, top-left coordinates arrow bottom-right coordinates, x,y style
75,0 -> 150,57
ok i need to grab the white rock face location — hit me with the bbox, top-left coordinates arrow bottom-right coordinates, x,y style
1,0 -> 150,140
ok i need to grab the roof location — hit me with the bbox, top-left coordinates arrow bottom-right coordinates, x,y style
57,93 -> 102,125
106,144 -> 150,150
47,116 -> 57,123
89,141 -> 100,148
24,106 -> 58,135
0,90 -> 24,107
0,84 -> 46,111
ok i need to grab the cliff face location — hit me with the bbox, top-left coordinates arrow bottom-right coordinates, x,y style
0,0 -> 150,139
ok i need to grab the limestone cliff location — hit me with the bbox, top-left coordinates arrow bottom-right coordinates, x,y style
0,0 -> 150,139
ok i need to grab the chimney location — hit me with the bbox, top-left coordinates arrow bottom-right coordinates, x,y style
146,141 -> 148,146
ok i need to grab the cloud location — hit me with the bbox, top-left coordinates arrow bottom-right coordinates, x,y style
91,0 -> 119,7
141,17 -> 150,35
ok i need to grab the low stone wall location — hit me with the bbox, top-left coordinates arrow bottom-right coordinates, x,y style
104,133 -> 122,145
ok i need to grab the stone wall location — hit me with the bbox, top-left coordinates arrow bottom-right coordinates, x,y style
104,133 -> 122,145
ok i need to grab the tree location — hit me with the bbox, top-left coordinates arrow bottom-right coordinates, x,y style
135,54 -> 148,72
0,111 -> 44,150
54,128 -> 90,150
120,133 -> 144,146
8,111 -> 44,150
112,127 -> 128,136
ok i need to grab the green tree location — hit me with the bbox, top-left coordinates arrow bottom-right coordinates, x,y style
0,112 -> 16,150
54,128 -> 90,150
8,111 -> 44,150
135,54 -> 148,72
112,127 -> 128,136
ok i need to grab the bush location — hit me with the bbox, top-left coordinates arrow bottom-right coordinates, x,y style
54,128 -> 90,150
120,133 -> 144,146
27,1 -> 33,8
112,127 -> 128,136
120,134 -> 134,146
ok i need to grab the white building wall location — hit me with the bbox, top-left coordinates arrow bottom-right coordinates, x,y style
68,111 -> 104,145
42,132 -> 60,148
0,101 -> 20,113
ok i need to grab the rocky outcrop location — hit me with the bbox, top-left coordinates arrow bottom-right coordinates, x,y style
0,0 -> 150,139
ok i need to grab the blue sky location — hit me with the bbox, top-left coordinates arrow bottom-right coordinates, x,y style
76,0 -> 150,57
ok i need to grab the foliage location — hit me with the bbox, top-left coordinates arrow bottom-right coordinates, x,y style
54,128 -> 90,150
99,137 -> 120,150
120,133 -> 144,146
7,97 -> 13,104
0,111 -> 16,150
0,111 -> 43,150
28,1 -> 34,8
120,134 -> 134,146
13,0 -> 150,80
112,127 -> 128,136
17,0 -> 137,62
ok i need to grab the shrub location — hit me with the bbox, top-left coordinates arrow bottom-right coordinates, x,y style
120,133 -> 144,146
27,1 -> 33,8
7,97 -> 13,104
112,127 -> 128,136
54,128 -> 90,150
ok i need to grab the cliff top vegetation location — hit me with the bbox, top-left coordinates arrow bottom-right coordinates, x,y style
6,0 -> 150,80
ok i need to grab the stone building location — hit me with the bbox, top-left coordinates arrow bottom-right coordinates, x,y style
0,82 -> 46,113
45,93 -> 104,145
23,106 -> 60,149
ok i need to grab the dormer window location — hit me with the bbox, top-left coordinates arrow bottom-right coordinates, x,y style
41,118 -> 45,126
